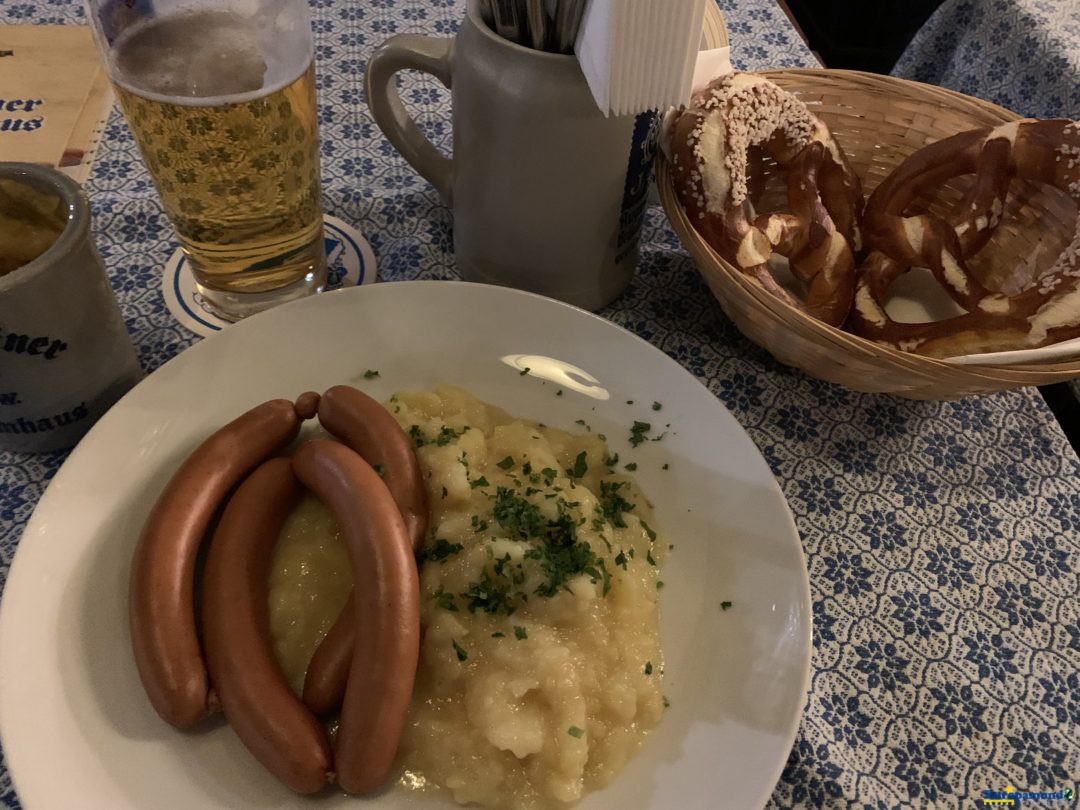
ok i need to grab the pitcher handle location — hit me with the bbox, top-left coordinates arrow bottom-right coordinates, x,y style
365,34 -> 454,205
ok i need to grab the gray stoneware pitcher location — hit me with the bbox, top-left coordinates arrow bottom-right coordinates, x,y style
366,0 -> 657,311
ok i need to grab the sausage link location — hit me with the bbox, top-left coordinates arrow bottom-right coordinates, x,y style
301,592 -> 356,716
129,399 -> 302,728
317,384 -> 428,549
202,458 -> 333,794
292,440 -> 420,795
303,384 -> 428,715
294,391 -> 321,420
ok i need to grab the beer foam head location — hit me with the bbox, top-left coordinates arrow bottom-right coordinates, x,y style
113,8 -> 311,105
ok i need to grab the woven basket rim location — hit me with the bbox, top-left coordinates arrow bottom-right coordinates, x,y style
758,67 -> 1024,123
658,67 -> 1080,381
702,2 -> 728,49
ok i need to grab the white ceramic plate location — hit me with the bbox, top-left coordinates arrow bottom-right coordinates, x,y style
0,282 -> 810,810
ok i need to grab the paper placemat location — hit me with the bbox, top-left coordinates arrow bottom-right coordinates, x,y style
0,26 -> 111,177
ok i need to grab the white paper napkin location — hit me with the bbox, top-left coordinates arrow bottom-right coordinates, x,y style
576,0 -> 708,116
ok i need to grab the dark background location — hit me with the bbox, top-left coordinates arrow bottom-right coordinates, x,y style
781,0 -> 945,73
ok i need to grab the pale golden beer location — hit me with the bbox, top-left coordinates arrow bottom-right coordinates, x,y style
106,8 -> 325,319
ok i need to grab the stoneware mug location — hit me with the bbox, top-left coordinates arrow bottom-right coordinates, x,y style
0,163 -> 143,453
366,0 -> 657,311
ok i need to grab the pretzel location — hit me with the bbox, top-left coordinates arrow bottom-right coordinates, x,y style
849,119 -> 1080,357
669,73 -> 864,326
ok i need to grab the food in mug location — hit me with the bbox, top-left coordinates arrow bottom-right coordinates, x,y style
0,178 -> 67,276
669,72 -> 863,327
849,119 -> 1080,357
269,386 -> 669,808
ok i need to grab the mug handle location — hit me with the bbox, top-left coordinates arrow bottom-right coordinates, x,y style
365,35 -> 454,204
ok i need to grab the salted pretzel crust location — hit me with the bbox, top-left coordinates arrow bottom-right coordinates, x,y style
849,119 -> 1080,357
670,73 -> 864,327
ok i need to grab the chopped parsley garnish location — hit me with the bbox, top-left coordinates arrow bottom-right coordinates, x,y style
566,451 -> 588,480
372,463 -> 385,477
527,505 -> 610,596
644,661 -> 653,675
522,461 -> 533,475
575,419 -> 586,426
626,400 -> 634,405
452,640 -> 468,662
514,625 -> 528,640
721,600 -> 733,611
441,486 -> 448,498
663,695 -> 671,709
470,475 -> 491,489
436,425 -> 468,446
657,581 -> 665,590
662,463 -> 669,470
492,631 -> 506,638
629,421 -> 651,447
520,367 -> 531,376
423,538 -> 464,563
432,586 -> 458,612
409,424 -> 471,447
599,480 -> 636,527
490,488 -> 611,596
640,520 -> 657,542
493,487 -> 546,539
614,550 -> 628,570
646,548 -> 657,566
496,456 -> 515,470
556,389 -> 563,396
493,552 -> 522,582
624,462 -> 637,471
462,571 -> 516,615
540,467 -> 558,486
603,452 -> 620,468
651,401 -> 662,411
363,369 -> 380,379
567,726 -> 584,738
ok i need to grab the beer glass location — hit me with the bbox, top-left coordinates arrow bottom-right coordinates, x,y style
87,0 -> 326,321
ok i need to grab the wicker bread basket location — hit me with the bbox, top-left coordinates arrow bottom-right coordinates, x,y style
657,68 -> 1080,399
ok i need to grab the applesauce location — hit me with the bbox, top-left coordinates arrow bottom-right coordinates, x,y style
266,385 -> 668,808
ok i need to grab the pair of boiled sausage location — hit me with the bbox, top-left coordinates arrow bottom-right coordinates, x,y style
128,386 -> 427,794
129,398 -> 304,729
301,386 -> 428,716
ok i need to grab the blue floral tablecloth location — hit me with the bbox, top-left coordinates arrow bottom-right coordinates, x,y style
1,0 -> 1078,808
893,0 -> 1080,119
